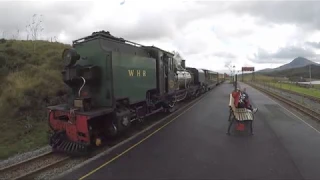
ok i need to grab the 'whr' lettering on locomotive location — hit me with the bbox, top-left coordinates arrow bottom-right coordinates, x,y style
128,70 -> 147,77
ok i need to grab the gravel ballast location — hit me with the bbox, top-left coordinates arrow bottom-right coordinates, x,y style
254,83 -> 320,114
0,145 -> 51,170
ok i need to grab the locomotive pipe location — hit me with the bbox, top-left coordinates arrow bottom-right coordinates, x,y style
78,76 -> 86,97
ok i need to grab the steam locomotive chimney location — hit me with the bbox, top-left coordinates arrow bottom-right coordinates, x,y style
181,60 -> 186,69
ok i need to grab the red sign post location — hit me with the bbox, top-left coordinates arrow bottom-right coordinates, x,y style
242,67 -> 255,72
241,67 -> 255,81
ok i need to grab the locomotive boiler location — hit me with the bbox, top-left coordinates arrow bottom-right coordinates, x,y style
175,60 -> 192,90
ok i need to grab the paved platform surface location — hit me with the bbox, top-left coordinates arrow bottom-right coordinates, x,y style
61,82 -> 320,180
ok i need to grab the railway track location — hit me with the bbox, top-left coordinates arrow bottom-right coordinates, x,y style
247,82 -> 320,122
255,82 -> 320,103
0,151 -> 70,180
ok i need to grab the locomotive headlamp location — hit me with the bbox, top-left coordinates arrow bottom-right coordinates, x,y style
62,48 -> 80,67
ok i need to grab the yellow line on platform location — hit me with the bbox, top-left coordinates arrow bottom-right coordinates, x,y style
79,94 -> 206,180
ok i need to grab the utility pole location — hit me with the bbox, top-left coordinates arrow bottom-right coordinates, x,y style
233,65 -> 235,77
309,64 -> 312,87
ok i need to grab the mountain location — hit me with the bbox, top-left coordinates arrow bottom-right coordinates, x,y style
258,57 -> 319,73
262,64 -> 320,81
275,57 -> 318,71
257,68 -> 273,73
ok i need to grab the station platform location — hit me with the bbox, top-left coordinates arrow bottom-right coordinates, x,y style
60,82 -> 320,180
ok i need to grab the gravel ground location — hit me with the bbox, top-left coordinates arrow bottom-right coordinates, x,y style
0,145 -> 51,170
0,152 -> 67,180
253,83 -> 320,113
35,158 -> 85,180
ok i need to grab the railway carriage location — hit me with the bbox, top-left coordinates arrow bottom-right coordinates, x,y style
204,70 -> 219,90
186,67 -> 206,94
217,73 -> 226,84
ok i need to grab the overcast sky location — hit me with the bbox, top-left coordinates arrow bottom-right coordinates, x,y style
1,0 -> 320,73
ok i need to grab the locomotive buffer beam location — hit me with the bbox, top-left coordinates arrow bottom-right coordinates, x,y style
50,131 -> 90,156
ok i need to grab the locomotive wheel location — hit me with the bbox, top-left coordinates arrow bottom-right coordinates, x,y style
137,116 -> 145,123
107,122 -> 118,137
165,101 -> 176,113
167,105 -> 177,113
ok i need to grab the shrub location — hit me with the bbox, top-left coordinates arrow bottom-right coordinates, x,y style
0,40 -> 71,159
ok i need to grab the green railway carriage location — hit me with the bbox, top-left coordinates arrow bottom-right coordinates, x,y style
217,73 -> 225,84
202,69 -> 218,90
186,67 -> 207,94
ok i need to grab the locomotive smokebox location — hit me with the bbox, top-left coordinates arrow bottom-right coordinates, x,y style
181,59 -> 186,69
62,48 -> 80,67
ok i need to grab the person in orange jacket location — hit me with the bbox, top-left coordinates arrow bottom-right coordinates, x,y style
232,88 -> 241,107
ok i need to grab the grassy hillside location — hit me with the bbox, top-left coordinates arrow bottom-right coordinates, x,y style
0,39 -> 70,159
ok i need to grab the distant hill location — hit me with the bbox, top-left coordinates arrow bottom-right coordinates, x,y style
258,68 -> 273,73
260,64 -> 320,81
275,57 -> 318,71
258,57 -> 319,73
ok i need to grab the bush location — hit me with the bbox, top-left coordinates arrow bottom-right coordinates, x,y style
0,40 -> 71,159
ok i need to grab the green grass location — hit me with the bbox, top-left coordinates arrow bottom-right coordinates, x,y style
0,39 -> 71,159
0,121 -> 48,159
240,74 -> 320,98
266,82 -> 320,98
314,84 -> 320,89
241,74 -> 274,82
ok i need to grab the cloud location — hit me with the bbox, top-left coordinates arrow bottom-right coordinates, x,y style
229,1 -> 320,28
213,52 -> 236,59
1,1 -> 320,71
0,1 -> 234,43
249,46 -> 319,64
305,41 -> 320,49
0,1 -> 92,40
